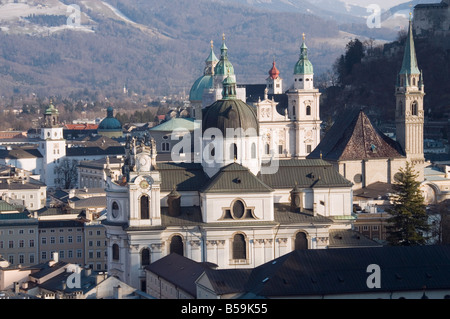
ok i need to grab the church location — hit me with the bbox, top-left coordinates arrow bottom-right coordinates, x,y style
102,34 -> 378,290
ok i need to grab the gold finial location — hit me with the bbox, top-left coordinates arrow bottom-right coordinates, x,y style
302,33 -> 305,41
210,40 -> 214,49
222,33 -> 225,41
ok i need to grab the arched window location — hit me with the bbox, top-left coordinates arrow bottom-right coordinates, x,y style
411,101 -> 418,116
140,195 -> 149,219
251,143 -> 256,159
306,105 -> 311,116
230,143 -> 237,160
141,248 -> 150,266
112,244 -> 120,261
413,78 -> 416,86
232,234 -> 246,260
170,235 -> 184,256
295,232 -> 308,250
111,201 -> 119,219
265,143 -> 270,155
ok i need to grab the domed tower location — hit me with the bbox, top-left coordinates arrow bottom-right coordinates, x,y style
98,107 -> 123,138
201,75 -> 260,177
266,59 -> 283,94
189,41 -> 218,120
286,33 -> 322,158
38,101 -> 66,189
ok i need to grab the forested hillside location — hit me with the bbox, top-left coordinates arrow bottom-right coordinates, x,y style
320,33 -> 450,126
0,0 -> 344,99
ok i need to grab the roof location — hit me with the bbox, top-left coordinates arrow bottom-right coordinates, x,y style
202,99 -> 259,135
145,253 -> 217,297
353,182 -> 394,199
189,75 -> 214,101
308,109 -> 405,161
157,162 -> 209,192
399,20 -> 420,75
202,268 -> 252,295
244,245 -> 450,297
98,107 -> 122,131
294,40 -> 314,75
328,229 -> 382,248
70,196 -> 106,208
150,117 -> 200,132
0,147 -> 43,159
0,200 -> 20,212
200,163 -> 274,193
66,146 -> 125,157
29,261 -> 68,280
258,159 -> 353,189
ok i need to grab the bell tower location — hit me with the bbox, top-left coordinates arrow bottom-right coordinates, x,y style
286,33 -> 322,158
38,101 -> 66,189
395,17 -> 425,179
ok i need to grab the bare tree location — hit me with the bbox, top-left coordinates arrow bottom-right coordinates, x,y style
55,159 -> 78,190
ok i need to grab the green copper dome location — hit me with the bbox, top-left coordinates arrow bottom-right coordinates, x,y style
189,75 -> 214,101
294,40 -> 314,75
214,37 -> 235,76
45,102 -> 59,115
98,107 -> 122,131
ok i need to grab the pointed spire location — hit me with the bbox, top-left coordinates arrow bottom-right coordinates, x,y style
206,40 -> 218,63
399,19 -> 420,75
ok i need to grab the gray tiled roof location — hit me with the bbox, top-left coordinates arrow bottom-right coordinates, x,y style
157,162 -> 209,192
200,163 -> 274,193
244,245 -> 450,297
145,253 -> 217,297
258,159 -> 352,189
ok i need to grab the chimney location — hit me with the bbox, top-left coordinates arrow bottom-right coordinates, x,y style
14,282 -> 20,294
83,266 -> 92,277
52,252 -> 59,263
113,285 -> 122,299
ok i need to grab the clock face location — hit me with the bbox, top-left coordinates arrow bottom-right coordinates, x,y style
140,180 -> 149,189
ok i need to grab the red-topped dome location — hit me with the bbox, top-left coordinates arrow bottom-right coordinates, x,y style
268,61 -> 280,79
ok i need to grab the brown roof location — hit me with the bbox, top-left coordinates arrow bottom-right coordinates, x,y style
309,109 -> 405,161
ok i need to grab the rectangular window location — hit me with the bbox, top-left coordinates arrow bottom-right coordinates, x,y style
68,236 -> 73,243
19,254 -> 24,264
76,250 -> 82,258
50,237 -> 55,244
68,250 -> 73,258
29,254 -> 35,264
42,251 -> 47,260
77,235 -> 82,243
9,241 -> 14,249
306,144 -> 312,154
59,236 -> 64,244
19,240 -> 24,248
42,237 -> 47,245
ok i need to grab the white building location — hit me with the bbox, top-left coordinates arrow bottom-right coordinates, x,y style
102,63 -> 373,290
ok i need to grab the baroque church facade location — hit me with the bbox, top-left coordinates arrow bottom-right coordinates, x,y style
102,35 -> 374,290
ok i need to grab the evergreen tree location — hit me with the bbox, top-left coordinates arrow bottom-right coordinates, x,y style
386,162 -> 429,246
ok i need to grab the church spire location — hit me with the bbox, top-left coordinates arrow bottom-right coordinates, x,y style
399,18 -> 420,76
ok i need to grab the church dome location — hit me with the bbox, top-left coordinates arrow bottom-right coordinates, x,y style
189,75 -> 214,101
214,38 -> 235,76
202,99 -> 258,135
98,107 -> 123,138
294,41 -> 314,75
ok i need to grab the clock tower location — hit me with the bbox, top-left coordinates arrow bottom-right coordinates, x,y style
104,134 -> 161,288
